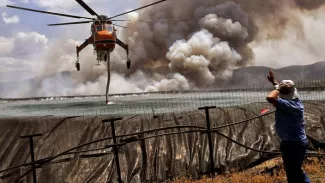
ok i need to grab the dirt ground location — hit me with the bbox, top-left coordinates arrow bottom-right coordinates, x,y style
170,156 -> 325,183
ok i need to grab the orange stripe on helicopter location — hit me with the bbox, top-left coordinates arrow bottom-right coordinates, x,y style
95,30 -> 116,50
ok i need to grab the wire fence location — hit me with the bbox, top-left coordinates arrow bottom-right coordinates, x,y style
0,78 -> 324,183
1,77 -> 325,118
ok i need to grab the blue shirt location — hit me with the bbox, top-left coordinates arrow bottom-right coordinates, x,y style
275,98 -> 307,142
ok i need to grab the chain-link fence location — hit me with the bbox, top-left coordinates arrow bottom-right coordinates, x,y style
1,77 -> 325,117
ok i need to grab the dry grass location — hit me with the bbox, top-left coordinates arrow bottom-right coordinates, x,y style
170,157 -> 325,183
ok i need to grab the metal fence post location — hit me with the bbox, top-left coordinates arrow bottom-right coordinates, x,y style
103,117 -> 123,183
138,133 -> 147,182
199,106 -> 216,175
20,133 -> 42,183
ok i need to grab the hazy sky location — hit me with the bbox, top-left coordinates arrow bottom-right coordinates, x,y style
1,0 -> 138,37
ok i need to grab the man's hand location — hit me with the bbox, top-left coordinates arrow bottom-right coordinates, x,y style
267,69 -> 278,85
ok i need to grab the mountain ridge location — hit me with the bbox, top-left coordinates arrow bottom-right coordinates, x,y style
228,61 -> 325,87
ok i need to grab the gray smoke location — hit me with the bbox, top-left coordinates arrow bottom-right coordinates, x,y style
294,0 -> 325,10
120,1 -> 253,91
119,0 -> 325,91
145,73 -> 190,92
166,29 -> 242,87
199,14 -> 248,42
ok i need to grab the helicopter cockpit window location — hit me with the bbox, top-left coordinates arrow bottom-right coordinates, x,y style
96,25 -> 103,31
105,25 -> 113,32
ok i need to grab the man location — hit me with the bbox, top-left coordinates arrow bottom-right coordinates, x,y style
266,69 -> 310,183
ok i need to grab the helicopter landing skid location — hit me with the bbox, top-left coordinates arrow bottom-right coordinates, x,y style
127,59 -> 131,69
75,57 -> 80,71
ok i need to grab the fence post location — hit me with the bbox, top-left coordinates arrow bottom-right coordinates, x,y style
20,133 -> 42,183
199,106 -> 216,175
103,117 -> 123,183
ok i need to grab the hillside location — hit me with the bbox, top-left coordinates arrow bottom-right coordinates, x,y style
226,61 -> 325,87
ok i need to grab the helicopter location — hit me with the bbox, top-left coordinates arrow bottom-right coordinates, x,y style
6,0 -> 168,104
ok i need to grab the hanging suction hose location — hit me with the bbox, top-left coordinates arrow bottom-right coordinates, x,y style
106,52 -> 111,104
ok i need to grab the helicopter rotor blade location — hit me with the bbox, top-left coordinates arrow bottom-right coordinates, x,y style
113,24 -> 127,29
48,21 -> 93,26
110,20 -> 132,22
6,5 -> 94,20
138,20 -> 188,22
75,0 -> 99,17
111,19 -> 188,23
108,0 -> 167,19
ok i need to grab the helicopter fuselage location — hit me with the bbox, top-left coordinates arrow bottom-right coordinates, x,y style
92,21 -> 116,53
76,21 -> 117,62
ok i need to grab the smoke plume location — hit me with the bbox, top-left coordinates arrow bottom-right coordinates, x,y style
120,0 -> 325,91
